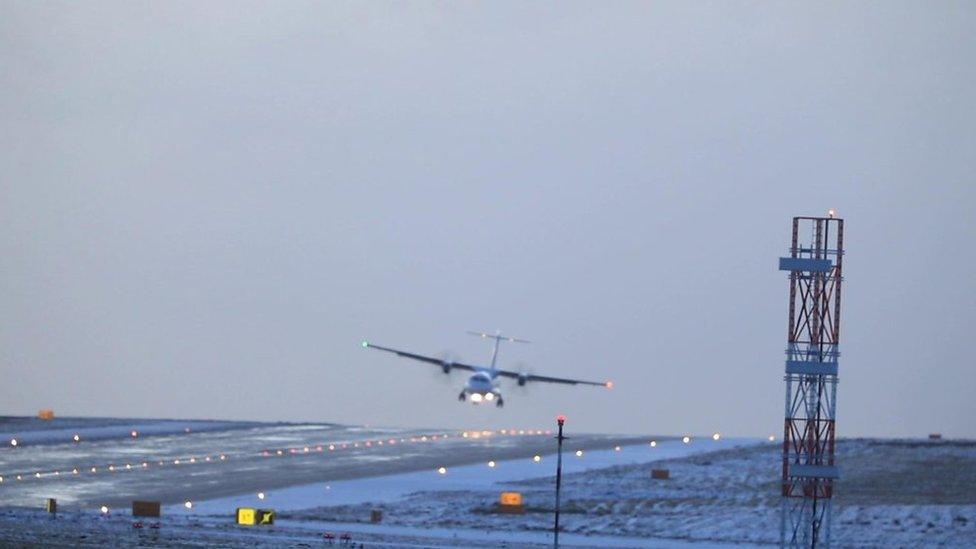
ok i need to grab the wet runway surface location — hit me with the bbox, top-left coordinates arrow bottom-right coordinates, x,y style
0,418 -> 644,509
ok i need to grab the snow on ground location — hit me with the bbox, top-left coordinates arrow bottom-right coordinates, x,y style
284,438 -> 974,547
3,417 -> 973,547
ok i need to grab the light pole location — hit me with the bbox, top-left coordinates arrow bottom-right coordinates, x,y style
553,415 -> 567,549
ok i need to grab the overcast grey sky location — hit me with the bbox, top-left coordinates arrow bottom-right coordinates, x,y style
1,2 -> 974,437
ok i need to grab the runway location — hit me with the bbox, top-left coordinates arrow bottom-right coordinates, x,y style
0,417 -> 647,509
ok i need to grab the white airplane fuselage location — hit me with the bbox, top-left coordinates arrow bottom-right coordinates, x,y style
461,371 -> 501,405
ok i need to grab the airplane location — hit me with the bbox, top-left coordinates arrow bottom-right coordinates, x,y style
361,331 -> 612,407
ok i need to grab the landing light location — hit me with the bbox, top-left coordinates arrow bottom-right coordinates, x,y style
484,392 -> 495,401
470,394 -> 483,403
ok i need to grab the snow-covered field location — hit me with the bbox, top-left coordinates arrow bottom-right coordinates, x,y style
291,437 -> 972,547
1,417 -> 973,547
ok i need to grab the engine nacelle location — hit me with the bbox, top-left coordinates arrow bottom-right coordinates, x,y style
442,361 -> 452,374
517,373 -> 528,386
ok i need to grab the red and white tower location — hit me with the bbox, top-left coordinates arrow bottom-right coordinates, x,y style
778,214 -> 844,548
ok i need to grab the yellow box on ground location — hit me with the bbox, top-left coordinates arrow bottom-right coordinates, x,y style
499,492 -> 523,506
236,507 -> 256,525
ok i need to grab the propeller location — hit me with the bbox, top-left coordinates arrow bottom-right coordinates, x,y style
437,351 -> 461,377
512,362 -> 532,392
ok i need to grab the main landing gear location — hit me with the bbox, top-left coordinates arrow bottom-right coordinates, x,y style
495,396 -> 504,408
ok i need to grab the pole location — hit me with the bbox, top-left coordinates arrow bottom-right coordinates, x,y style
553,415 -> 566,549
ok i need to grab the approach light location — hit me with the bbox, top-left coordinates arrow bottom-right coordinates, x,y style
9,439 -> 17,447
73,434 -> 80,442
533,455 -> 541,463
258,492 -> 265,500
682,436 -> 691,444
437,466 -> 447,475
614,446 -> 621,452
130,430 -> 138,438
488,461 -> 496,468
769,435 -> 776,442
713,433 -> 721,441
575,450 -> 584,457
100,506 -> 109,514
650,440 -> 657,447
184,501 -> 193,509
90,467 -> 97,473
828,209 -> 836,218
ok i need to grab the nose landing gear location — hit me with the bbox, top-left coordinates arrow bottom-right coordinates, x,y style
458,391 -> 466,402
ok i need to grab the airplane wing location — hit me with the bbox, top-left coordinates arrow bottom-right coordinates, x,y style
494,369 -> 613,388
361,341 -> 480,373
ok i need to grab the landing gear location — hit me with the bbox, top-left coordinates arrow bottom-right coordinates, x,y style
458,391 -> 466,402
495,396 -> 504,408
